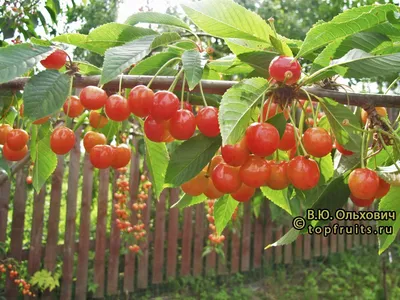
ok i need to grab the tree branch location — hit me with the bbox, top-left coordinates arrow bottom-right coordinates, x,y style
1,75 -> 400,107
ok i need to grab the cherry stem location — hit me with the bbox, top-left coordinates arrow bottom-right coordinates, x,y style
147,57 -> 182,89
360,121 -> 369,168
260,92 -> 266,123
301,88 -> 317,127
378,132 -> 400,172
65,76 -> 74,127
181,73 -> 186,110
385,76 -> 399,95
199,81 -> 208,107
118,74 -> 124,96
168,68 -> 184,93
288,109 -> 307,155
265,95 -> 274,122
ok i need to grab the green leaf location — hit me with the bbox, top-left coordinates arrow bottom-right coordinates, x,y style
207,55 -> 254,75
100,120 -> 120,143
219,78 -> 269,145
32,132 -> 57,192
316,153 -> 334,184
333,150 -> 360,177
74,61 -> 101,75
378,187 -> 400,254
23,70 -> 70,120
0,43 -> 53,83
266,113 -> 287,139
265,228 -> 299,249
182,0 -> 273,43
252,192 -> 263,218
236,51 -> 277,76
129,52 -> 179,75
298,4 -> 398,57
0,148 -> 10,177
318,97 -> 361,152
214,195 -> 239,235
165,134 -> 221,187
124,12 -> 191,30
100,35 -> 156,85
172,193 -> 207,209
4,107 -> 17,126
30,37 -> 52,46
261,186 -> 293,216
151,32 -> 181,49
270,35 -> 293,57
53,23 -> 156,55
182,50 -> 208,90
225,38 -> 270,55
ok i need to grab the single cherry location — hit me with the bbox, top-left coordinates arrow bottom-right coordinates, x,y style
0,124 -> 12,145
204,178 -> 224,199
89,111 -> 108,129
203,155 -> 224,175
144,115 -> 171,142
181,170 -> 208,196
63,96 -> 85,118
40,49 -> 67,69
350,194 -> 375,207
128,85 -> 155,118
6,129 -> 29,151
79,86 -> 108,110
26,176 -> 33,185
259,99 -> 290,121
375,177 -> 391,199
83,131 -> 107,153
269,56 -> 301,85
239,155 -> 271,188
278,123 -> 296,151
90,145 -> 114,169
361,107 -> 387,125
2,144 -> 28,161
348,168 -> 379,200
169,109 -> 196,140
150,91 -> 179,122
211,163 -> 241,193
287,156 -> 320,190
105,94 -> 131,121
245,122 -> 280,157
111,144 -> 131,169
231,183 -> 255,202
221,138 -> 249,167
196,106 -> 220,137
334,140 -> 353,156
303,127 -> 332,157
50,126 -> 76,155
267,161 -> 290,190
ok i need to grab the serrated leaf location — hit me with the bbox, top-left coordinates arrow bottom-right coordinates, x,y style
171,193 -> 207,209
270,35 -> 293,57
75,61 -> 101,75
237,51 -> 277,76
165,134 -> 221,187
151,32 -> 181,49
53,23 -> 156,55
129,52 -> 179,75
182,50 -> 207,90
23,70 -> 70,120
219,78 -> 269,145
30,37 -> 52,46
225,38 -> 270,55
207,55 -> 254,75
0,43 -> 53,83
100,35 -> 156,84
318,97 -> 361,152
214,195 -> 239,235
378,187 -> 400,254
265,228 -> 299,249
316,153 -> 334,184
261,186 -> 293,216
266,113 -> 287,139
182,0 -> 273,43
317,115 -> 330,132
124,12 -> 191,30
298,4 -> 398,57
334,150 -> 360,177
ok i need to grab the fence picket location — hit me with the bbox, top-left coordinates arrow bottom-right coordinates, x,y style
192,204 -> 205,276
0,180 -> 11,245
152,190 -> 167,284
166,188 -> 179,279
253,210 -> 263,269
241,202 -> 251,272
180,207 -> 193,276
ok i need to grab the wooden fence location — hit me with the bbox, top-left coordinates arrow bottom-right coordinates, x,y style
0,133 -> 377,299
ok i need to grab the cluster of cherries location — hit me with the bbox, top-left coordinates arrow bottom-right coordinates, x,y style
0,263 -> 35,297
206,200 -> 225,245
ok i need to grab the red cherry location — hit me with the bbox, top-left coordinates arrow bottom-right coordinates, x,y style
269,56 -> 301,85
32,116 -> 50,125
350,194 -> 374,207
26,176 -> 32,185
63,96 -> 85,118
6,129 -> 29,151
0,124 -> 12,145
79,86 -> 108,110
239,155 -> 271,188
334,140 -> 353,156
90,145 -> 114,169
375,177 -> 391,199
2,144 -> 28,161
111,144 -> 131,169
169,109 -> 196,140
150,91 -> 179,122
203,155 -> 224,175
305,118 -> 314,127
278,123 -> 296,151
211,163 -> 241,193
267,161 -> 289,190
50,126 -> 76,155
259,99 -> 290,121
184,102 -> 192,111
287,156 -> 320,190
181,170 -> 208,196
245,122 -> 279,157
303,127 -> 332,158
128,85 -> 155,117
221,138 -> 249,167
83,131 -> 107,153
144,115 -> 170,142
105,94 -> 131,121
196,106 -> 220,137
348,168 -> 379,200
40,49 -> 67,69
204,178 -> 224,199
288,146 -> 297,160
89,111 -> 108,129
231,183 -> 255,202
